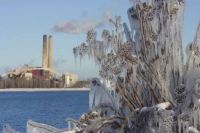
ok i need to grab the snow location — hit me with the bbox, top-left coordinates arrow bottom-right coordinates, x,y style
189,127 -> 200,133
62,130 -> 76,133
155,102 -> 171,111
3,124 -> 19,133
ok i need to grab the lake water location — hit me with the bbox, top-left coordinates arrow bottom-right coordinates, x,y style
0,91 -> 89,133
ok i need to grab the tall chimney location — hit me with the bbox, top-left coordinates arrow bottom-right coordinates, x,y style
42,35 -> 48,68
48,35 -> 53,69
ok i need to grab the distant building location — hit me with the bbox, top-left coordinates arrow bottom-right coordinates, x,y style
62,73 -> 78,87
7,35 -> 56,80
7,65 -> 56,80
0,35 -> 79,88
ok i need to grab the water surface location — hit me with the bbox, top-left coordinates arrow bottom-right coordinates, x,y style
0,91 -> 89,133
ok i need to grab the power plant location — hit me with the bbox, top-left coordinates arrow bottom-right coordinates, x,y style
0,35 -> 79,88
4,34 -> 55,80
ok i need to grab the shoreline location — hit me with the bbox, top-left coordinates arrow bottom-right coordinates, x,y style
0,88 -> 90,92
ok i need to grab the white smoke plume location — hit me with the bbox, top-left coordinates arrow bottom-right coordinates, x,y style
53,19 -> 103,34
53,10 -> 113,34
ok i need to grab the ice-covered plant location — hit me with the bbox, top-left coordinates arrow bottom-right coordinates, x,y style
73,0 -> 200,132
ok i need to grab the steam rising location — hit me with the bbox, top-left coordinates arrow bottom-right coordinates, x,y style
53,19 -> 103,34
53,10 -> 112,34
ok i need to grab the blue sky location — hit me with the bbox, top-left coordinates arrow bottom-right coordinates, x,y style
0,0 -> 199,79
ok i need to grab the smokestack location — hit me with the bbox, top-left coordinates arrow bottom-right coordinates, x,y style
42,35 -> 48,68
48,35 -> 53,69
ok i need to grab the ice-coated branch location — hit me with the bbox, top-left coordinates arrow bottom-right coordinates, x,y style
70,0 -> 200,132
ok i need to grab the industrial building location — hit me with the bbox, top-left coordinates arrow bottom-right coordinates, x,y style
0,35 -> 79,88
7,35 -> 55,80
